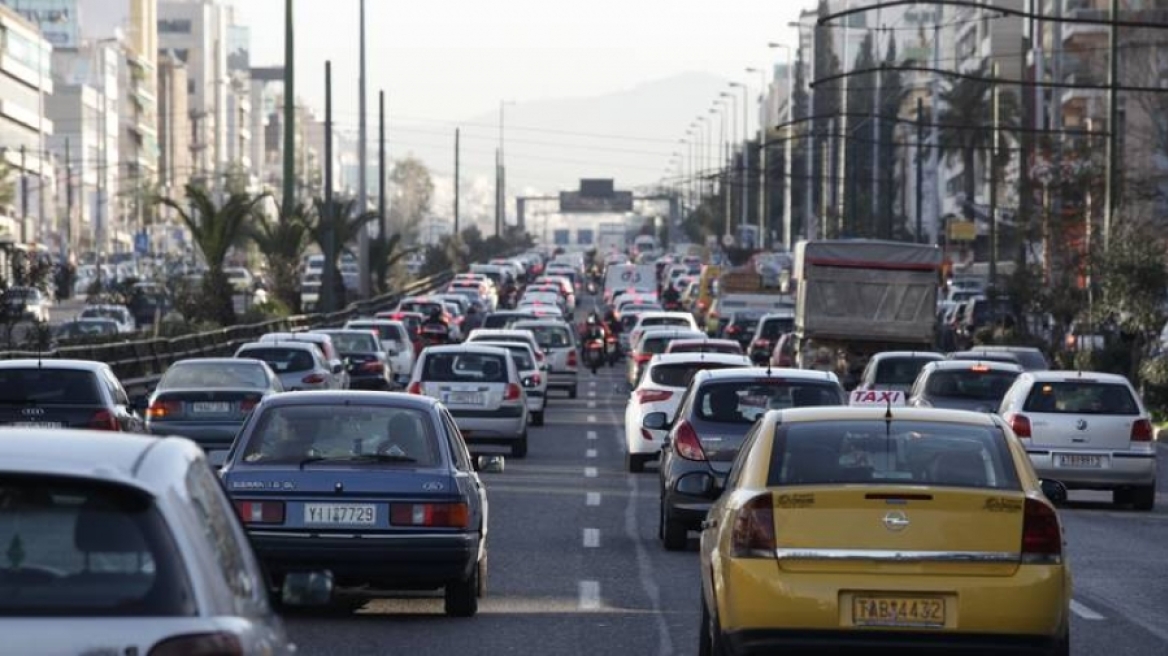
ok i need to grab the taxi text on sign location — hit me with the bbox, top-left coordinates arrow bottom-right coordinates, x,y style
849,390 -> 907,407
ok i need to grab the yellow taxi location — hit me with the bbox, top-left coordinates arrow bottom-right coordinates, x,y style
699,406 -> 1071,656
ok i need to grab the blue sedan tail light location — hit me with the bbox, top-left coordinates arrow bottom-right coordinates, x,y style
390,502 -> 469,528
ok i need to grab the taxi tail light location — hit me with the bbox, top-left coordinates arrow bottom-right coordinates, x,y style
390,502 -> 470,528
302,373 -> 326,385
148,632 -> 243,656
407,382 -> 423,395
89,409 -> 120,431
232,500 -> 285,525
635,389 -> 673,404
730,493 -> 776,558
504,383 -> 522,401
1007,413 -> 1031,439
567,350 -> 578,367
1131,418 -> 1154,442
673,420 -> 707,462
1021,498 -> 1062,564
146,400 -> 180,419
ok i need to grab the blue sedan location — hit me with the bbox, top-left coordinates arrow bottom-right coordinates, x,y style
220,391 -> 492,616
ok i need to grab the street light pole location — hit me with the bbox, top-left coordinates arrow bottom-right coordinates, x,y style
281,0 -> 295,214
357,0 -> 370,297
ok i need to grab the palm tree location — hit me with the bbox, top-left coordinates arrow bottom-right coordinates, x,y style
309,197 -> 378,308
0,160 -> 14,215
938,64 -> 1018,221
251,202 -> 312,312
370,232 -> 418,295
158,184 -> 266,325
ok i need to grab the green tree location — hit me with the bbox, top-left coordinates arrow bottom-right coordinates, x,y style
310,197 -> 378,308
157,185 -> 265,325
844,31 -> 876,237
250,201 -> 312,312
0,160 -> 14,213
1096,212 -> 1168,380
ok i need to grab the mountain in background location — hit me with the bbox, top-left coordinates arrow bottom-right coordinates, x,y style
428,71 -> 729,230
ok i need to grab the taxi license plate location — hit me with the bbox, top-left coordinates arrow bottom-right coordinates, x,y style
191,402 -> 231,414
10,421 -> 64,429
304,503 -> 377,526
446,392 -> 484,405
1057,454 -> 1104,468
852,596 -> 945,628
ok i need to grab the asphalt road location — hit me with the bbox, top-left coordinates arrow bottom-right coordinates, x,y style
276,332 -> 1168,655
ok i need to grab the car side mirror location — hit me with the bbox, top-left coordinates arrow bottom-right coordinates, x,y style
281,571 -> 334,607
1039,479 -> 1068,504
477,455 -> 505,474
643,412 -> 669,431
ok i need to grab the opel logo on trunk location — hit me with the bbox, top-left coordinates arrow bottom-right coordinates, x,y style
21,408 -> 44,416
1076,419 -> 1088,431
883,511 -> 910,532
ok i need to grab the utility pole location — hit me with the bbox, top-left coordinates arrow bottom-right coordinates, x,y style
282,0 -> 296,213
322,61 -> 336,313
454,128 -> 461,235
836,0 -> 851,238
871,11 -> 882,236
928,22 -> 941,245
989,63 -> 1000,291
1103,0 -> 1119,249
378,89 -> 386,248
20,145 -> 27,244
916,98 -> 924,244
357,0 -> 370,298
65,138 -> 72,262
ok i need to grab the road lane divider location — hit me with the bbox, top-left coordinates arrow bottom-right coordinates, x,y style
586,449 -> 597,458
1070,600 -> 1105,621
586,492 -> 601,506
585,467 -> 598,478
583,528 -> 600,548
588,401 -> 597,409
587,431 -> 598,440
588,415 -> 597,423
579,580 -> 601,610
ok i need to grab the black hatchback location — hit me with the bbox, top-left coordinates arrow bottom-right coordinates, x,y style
0,359 -> 145,432
649,367 -> 845,551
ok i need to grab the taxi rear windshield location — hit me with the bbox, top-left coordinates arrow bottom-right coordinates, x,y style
767,420 -> 1020,490
1023,382 -> 1139,415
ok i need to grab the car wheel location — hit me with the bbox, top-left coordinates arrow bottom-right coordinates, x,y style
627,453 -> 645,473
568,385 -> 578,399
444,566 -> 479,617
662,512 -> 688,551
1133,485 -> 1156,511
532,410 -> 545,427
511,433 -> 529,459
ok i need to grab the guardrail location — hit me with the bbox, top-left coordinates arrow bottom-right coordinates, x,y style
0,271 -> 454,392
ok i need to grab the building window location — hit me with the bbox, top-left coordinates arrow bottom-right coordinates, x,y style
158,19 -> 192,34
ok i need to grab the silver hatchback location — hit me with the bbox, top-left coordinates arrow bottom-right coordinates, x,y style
511,319 -> 579,399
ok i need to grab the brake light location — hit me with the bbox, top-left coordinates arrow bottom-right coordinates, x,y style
390,502 -> 470,528
89,409 -> 120,431
673,420 -> 706,461
1131,418 -> 1154,442
407,382 -> 423,395
1007,413 -> 1031,439
634,353 -> 653,365
635,389 -> 674,404
530,373 -> 541,386
302,373 -> 326,384
726,325 -> 740,335
1021,497 -> 1062,564
232,500 -> 286,524
148,632 -> 243,656
752,339 -> 770,350
567,350 -> 578,367
239,396 -> 260,413
731,493 -> 776,558
970,364 -> 990,372
504,383 -> 522,401
359,360 -> 384,373
146,400 -> 180,419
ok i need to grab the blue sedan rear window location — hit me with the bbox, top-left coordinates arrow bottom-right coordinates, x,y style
241,405 -> 440,467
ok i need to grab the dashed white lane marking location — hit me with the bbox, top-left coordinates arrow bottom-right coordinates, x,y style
583,528 -> 600,548
589,390 -> 597,398
588,415 -> 597,423
1071,600 -> 1105,621
586,492 -> 601,506
589,380 -> 597,387
587,431 -> 597,440
584,467 -> 598,478
588,401 -> 597,409
579,580 -> 601,610
586,448 -> 597,458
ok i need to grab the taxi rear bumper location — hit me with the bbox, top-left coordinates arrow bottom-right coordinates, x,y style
724,629 -> 1063,656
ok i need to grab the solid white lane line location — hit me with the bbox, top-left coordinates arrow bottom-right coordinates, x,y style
586,492 -> 601,506
583,528 -> 600,548
584,467 -> 598,478
588,401 -> 597,409
1071,600 -> 1105,621
587,431 -> 598,440
586,448 -> 597,458
579,580 -> 601,610
588,415 -> 597,423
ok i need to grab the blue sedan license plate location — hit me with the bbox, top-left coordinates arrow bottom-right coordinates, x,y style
304,503 -> 377,526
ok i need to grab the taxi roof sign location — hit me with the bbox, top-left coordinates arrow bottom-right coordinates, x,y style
849,390 -> 907,407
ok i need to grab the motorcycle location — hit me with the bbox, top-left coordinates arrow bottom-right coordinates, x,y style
604,334 -> 619,367
584,337 -> 606,375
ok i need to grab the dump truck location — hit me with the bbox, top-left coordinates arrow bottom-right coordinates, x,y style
793,239 -> 942,389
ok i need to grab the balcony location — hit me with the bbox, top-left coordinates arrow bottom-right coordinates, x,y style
1063,8 -> 1107,45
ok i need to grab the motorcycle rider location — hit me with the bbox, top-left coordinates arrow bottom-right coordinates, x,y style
422,306 -> 450,344
662,282 -> 681,309
582,314 -> 607,374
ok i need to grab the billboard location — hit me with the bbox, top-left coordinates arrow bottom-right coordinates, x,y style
5,0 -> 79,48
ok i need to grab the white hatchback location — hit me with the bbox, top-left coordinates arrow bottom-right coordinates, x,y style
1000,370 -> 1158,510
627,311 -> 700,350
623,352 -> 751,473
